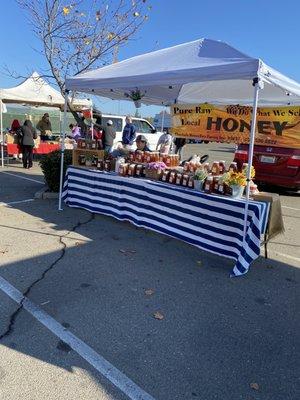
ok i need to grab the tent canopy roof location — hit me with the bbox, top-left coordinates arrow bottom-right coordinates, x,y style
66,38 -> 300,106
0,72 -> 91,110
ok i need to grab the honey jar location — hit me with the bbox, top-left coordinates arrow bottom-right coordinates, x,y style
204,176 -> 214,193
168,171 -> 176,184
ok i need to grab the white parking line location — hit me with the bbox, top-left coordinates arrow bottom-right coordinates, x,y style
0,276 -> 156,400
282,206 -> 300,211
0,199 -> 35,207
1,171 -> 44,184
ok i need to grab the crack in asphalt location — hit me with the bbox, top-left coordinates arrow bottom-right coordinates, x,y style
0,213 -> 95,340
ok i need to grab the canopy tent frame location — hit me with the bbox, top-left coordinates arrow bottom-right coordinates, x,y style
58,38 -> 300,276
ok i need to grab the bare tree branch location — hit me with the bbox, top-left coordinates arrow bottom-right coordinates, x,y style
12,0 -> 151,118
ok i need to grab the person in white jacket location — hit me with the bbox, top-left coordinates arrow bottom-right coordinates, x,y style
156,129 -> 173,153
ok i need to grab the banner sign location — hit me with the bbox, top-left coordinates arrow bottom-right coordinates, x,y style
171,104 -> 300,148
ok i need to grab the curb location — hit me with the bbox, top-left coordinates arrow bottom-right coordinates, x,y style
34,186 -> 59,199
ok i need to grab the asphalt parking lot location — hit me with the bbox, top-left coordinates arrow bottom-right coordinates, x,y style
0,146 -> 299,400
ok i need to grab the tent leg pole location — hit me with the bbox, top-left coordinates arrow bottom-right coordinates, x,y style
242,78 -> 262,242
90,103 -> 94,140
0,100 -> 4,168
59,110 -> 62,134
161,106 -> 165,132
58,91 -> 69,211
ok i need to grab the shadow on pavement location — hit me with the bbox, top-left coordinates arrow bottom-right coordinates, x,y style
0,196 -> 298,400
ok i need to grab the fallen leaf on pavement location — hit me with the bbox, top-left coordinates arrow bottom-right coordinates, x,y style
153,311 -> 164,320
197,260 -> 202,266
119,249 -> 137,255
145,289 -> 155,296
250,382 -> 259,391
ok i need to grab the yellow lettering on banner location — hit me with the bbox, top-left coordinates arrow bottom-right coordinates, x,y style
171,104 -> 300,149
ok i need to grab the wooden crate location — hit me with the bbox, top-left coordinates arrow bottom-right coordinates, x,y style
72,149 -> 105,167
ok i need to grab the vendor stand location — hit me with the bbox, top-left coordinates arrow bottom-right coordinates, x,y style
63,166 -> 270,276
60,38 -> 300,276
6,142 -> 60,155
0,72 -> 91,166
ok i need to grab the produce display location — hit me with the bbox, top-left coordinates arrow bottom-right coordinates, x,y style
73,140 -> 258,199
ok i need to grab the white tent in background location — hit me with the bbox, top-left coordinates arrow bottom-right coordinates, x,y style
60,38 -> 300,270
0,72 -> 91,109
0,72 -> 92,167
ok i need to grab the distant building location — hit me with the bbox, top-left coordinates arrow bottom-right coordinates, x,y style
153,110 -> 171,131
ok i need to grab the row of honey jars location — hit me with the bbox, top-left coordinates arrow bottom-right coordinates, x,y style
161,170 -> 194,188
118,163 -> 145,177
203,175 -> 232,195
160,154 -> 180,167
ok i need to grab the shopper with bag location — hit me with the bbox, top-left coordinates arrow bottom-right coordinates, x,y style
21,120 -> 37,169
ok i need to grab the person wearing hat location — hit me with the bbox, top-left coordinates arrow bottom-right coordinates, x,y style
135,135 -> 151,152
104,119 -> 116,152
36,113 -> 52,141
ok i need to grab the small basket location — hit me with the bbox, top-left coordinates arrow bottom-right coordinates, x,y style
145,168 -> 163,181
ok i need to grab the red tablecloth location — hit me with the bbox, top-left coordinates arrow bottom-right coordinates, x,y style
7,143 -> 60,155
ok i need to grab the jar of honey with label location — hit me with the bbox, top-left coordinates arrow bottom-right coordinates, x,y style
182,174 -> 189,186
118,163 -> 129,176
128,164 -> 136,176
204,176 -> 214,193
219,160 -> 226,174
213,176 -> 220,193
211,161 -> 220,175
203,162 -> 210,172
135,164 -> 143,177
144,151 -> 151,163
161,170 -> 170,182
168,171 -> 176,184
187,175 -> 194,189
135,150 -> 144,163
128,151 -> 135,162
103,160 -> 111,172
165,156 -> 172,168
228,162 -> 238,172
175,172 -> 183,185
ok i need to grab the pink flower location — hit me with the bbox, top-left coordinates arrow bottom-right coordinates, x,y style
148,162 -> 167,170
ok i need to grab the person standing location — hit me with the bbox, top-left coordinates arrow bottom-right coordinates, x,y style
69,123 -> 81,142
104,120 -> 116,152
21,120 -> 37,169
156,129 -> 173,153
122,116 -> 136,150
36,113 -> 52,141
10,119 -> 22,159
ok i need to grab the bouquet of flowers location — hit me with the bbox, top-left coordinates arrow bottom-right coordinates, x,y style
147,161 -> 167,170
242,165 -> 255,179
224,171 -> 247,187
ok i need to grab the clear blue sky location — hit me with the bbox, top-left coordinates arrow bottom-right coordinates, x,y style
1,0 -> 299,117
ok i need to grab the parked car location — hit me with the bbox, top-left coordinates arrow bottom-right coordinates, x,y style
234,144 -> 300,190
101,114 -> 163,150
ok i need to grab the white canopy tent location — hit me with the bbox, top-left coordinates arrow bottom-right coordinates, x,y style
0,72 -> 91,109
0,72 -> 92,167
60,38 -> 300,262
65,38 -> 300,106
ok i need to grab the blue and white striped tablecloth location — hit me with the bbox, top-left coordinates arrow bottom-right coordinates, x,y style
62,167 -> 270,276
